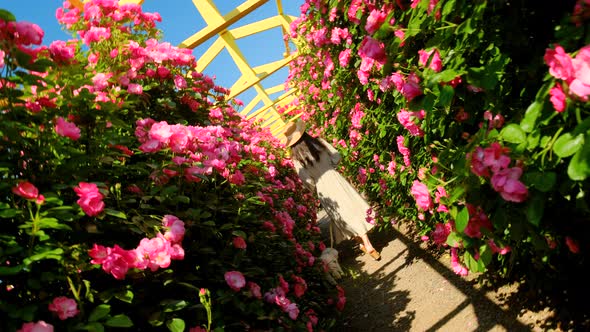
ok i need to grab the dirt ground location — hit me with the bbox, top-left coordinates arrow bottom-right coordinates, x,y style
318,214 -> 588,332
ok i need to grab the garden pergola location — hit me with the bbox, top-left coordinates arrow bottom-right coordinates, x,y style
70,0 -> 300,139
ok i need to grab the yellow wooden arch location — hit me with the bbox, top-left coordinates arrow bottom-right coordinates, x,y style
70,0 -> 300,138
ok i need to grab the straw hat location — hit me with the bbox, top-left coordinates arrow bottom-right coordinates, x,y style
280,119 -> 306,147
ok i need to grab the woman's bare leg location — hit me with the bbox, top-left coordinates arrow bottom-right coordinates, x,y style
359,233 -> 375,253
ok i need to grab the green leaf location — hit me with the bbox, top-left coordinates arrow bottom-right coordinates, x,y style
526,193 -> 545,227
29,58 -> 54,72
89,304 -> 111,322
436,85 -> 455,108
105,208 -> 127,220
160,299 -> 188,312
166,318 -> 185,332
104,314 -> 133,327
0,208 -> 19,218
0,265 -> 24,276
176,195 -> 190,204
500,124 -> 526,144
520,101 -> 543,133
463,250 -> 484,273
479,244 -> 493,266
114,290 -> 134,303
80,322 -> 105,332
522,171 -> 556,192
0,9 -> 16,22
553,133 -> 584,158
455,207 -> 469,233
445,232 -> 462,247
232,230 -> 247,238
38,217 -> 71,231
25,248 -> 64,263
567,136 -> 590,181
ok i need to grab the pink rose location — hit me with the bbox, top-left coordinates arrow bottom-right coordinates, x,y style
491,167 -> 528,203
17,321 -> 54,332
338,48 -> 352,67
549,83 -> 567,112
411,180 -> 433,211
358,36 -> 387,66
224,271 -> 246,291
418,48 -> 442,72
464,204 -> 493,238
400,73 -> 423,101
74,182 -> 105,217
565,236 -> 580,254
174,75 -> 187,89
49,40 -> 75,63
127,83 -> 143,94
544,45 -> 574,81
569,45 -> 590,100
55,116 -> 81,140
162,215 -> 185,243
48,296 -> 79,320
488,240 -> 511,255
365,9 -> 387,34
135,235 -> 172,271
482,142 -> 511,173
13,21 -> 44,45
450,248 -> 468,276
233,236 -> 247,249
248,281 -> 262,299
12,181 -> 39,200
397,109 -> 425,136
431,223 -> 451,246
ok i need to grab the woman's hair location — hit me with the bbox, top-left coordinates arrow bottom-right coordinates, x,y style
290,132 -> 328,167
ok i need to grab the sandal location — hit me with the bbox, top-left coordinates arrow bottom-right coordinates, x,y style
367,249 -> 381,261
359,245 -> 381,261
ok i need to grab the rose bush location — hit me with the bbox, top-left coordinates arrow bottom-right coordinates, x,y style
286,0 -> 589,296
0,1 -> 343,331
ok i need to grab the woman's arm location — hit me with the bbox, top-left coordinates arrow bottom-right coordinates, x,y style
293,160 -> 317,192
319,138 -> 341,166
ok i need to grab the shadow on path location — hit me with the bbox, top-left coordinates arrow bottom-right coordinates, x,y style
331,226 -> 533,332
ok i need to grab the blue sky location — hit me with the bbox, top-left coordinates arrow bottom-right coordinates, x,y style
2,0 -> 303,111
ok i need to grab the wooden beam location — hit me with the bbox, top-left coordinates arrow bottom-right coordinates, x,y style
180,0 -> 269,49
227,54 -> 296,99
195,38 -> 224,72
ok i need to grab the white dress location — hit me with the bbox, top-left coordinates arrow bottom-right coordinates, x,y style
293,138 -> 375,244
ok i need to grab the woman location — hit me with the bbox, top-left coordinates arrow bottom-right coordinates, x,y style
281,120 -> 380,260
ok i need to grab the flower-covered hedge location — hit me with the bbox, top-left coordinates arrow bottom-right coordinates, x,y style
287,0 -> 589,286
0,1 -> 343,331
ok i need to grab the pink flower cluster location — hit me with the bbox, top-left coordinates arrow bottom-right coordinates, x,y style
74,182 -> 105,217
54,116 -> 81,140
418,48 -> 442,72
467,142 -> 528,202
357,36 -> 387,85
263,276 -> 300,320
464,204 -> 493,239
544,44 -> 590,103
397,109 -> 425,136
380,72 -> 423,102
431,222 -> 452,246
12,181 -> 45,204
411,180 -> 433,211
88,215 -> 185,279
450,247 -> 468,276
17,321 -> 53,332
396,136 -> 411,168
48,296 -> 79,320
225,271 -> 246,292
